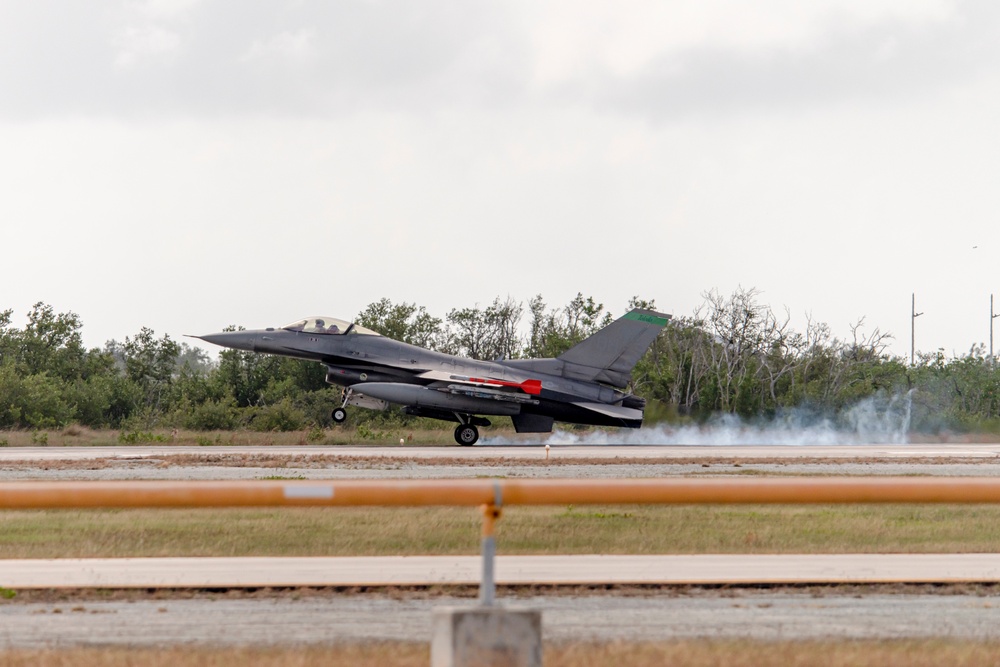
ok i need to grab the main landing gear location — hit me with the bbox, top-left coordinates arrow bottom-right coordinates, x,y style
454,423 -> 479,446
332,392 -> 481,445
453,412 -> 479,446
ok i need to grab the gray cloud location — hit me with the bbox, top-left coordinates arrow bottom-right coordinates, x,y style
0,1 -> 995,122
0,0 -> 528,120
573,2 -> 999,120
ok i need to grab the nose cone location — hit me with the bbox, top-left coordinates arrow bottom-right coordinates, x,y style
191,331 -> 258,352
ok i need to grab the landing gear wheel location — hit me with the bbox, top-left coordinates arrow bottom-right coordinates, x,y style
331,407 -> 347,424
454,424 -> 479,446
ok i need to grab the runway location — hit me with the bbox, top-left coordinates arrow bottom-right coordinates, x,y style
7,554 -> 1000,588
9,592 -> 1000,646
2,442 -> 1000,461
4,441 -> 1000,646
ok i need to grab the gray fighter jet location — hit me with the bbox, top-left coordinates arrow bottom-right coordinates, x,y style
193,308 -> 670,445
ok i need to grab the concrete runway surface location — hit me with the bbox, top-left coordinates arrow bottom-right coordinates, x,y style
8,554 -> 1000,588
5,593 -> 1000,647
3,442 -> 1000,461
3,441 -> 1000,645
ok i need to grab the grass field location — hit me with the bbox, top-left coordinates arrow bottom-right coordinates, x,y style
5,640 -> 1000,666
0,426 -> 514,448
1,504 -> 1000,558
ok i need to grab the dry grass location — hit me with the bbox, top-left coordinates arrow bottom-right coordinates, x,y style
8,424 -> 998,453
0,427 -> 509,448
2,504 -> 1000,558
6,640 -> 1000,667
551,639 -> 1000,667
0,507 -> 479,558
0,645 -> 428,667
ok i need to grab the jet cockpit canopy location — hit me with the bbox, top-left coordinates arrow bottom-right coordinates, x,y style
281,317 -> 380,336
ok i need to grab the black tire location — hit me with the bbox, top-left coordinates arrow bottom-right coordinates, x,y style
454,424 -> 479,446
332,407 -> 347,424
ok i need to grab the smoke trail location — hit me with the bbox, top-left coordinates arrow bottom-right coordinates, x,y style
482,391 -> 914,446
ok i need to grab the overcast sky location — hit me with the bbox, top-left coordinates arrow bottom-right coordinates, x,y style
2,0 -> 999,359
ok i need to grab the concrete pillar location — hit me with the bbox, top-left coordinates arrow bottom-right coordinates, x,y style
431,606 -> 542,667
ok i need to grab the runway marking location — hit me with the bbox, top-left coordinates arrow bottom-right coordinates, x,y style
6,554 -> 1000,589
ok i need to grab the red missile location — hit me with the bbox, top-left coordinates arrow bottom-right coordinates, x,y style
519,379 -> 542,395
453,376 -> 543,395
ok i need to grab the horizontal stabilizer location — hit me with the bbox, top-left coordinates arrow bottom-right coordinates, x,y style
571,402 -> 644,422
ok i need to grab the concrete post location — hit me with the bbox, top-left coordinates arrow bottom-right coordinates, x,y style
431,606 -> 542,667
480,504 -> 501,606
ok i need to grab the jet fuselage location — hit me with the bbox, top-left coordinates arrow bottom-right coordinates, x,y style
195,308 -> 670,445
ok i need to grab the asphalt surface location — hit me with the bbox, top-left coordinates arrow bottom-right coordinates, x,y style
3,443 -> 1000,481
3,442 -> 1000,461
3,441 -> 1000,646
5,593 -> 1000,647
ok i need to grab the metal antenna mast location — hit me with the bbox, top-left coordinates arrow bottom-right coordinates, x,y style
911,293 -> 923,366
992,294 -> 999,365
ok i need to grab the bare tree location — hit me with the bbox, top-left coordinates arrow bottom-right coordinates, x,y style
702,287 -> 791,413
446,296 -> 524,361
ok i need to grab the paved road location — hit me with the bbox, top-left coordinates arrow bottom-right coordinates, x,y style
4,592 -> 1000,646
4,442 -> 1000,646
5,442 -> 1000,481
6,554 -> 1000,588
3,443 -> 1000,461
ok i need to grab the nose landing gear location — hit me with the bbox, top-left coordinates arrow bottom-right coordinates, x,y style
331,388 -> 352,424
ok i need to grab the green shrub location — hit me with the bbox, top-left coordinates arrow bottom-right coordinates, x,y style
248,399 -> 306,432
0,367 -> 72,429
118,430 -> 168,444
185,399 -> 238,431
356,423 -> 389,440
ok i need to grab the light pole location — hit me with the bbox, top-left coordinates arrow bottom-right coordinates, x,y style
911,293 -> 923,366
992,294 -> 999,365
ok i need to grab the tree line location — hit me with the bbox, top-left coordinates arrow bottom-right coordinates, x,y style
1,290 -> 998,433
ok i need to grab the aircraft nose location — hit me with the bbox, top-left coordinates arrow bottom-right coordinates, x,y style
191,331 -> 257,352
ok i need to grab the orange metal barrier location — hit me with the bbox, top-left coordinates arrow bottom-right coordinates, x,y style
3,477 -> 1000,509
8,477 -> 1000,603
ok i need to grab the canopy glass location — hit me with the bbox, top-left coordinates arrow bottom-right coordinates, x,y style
280,317 -> 380,336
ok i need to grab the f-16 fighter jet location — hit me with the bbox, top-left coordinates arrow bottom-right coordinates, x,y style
193,309 -> 670,445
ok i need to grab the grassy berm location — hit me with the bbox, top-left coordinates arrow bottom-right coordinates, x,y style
1,505 -> 1000,557
4,640 -> 1000,666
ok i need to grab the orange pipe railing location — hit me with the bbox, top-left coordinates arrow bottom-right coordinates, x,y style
5,477 -> 1000,603
2,477 -> 1000,509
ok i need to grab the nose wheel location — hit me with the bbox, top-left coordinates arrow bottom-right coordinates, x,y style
331,388 -> 352,424
454,424 -> 479,446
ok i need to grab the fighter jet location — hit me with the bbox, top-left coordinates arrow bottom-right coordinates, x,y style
193,308 -> 671,445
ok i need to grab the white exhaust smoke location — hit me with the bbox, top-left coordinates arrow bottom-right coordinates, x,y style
484,391 -> 914,446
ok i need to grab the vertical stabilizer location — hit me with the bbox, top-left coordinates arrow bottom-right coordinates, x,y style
556,309 -> 671,387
